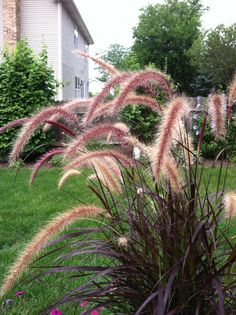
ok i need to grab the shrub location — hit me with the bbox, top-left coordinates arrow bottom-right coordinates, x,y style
192,111 -> 236,160
0,53 -> 236,314
0,39 -> 59,161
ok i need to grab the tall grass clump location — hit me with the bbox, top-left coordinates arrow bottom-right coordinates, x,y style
0,53 -> 236,314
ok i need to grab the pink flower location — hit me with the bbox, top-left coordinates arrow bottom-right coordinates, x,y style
15,291 -> 25,297
91,311 -> 100,315
80,300 -> 89,308
51,309 -> 63,315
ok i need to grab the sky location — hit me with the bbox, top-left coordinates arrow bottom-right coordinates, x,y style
75,0 -> 236,78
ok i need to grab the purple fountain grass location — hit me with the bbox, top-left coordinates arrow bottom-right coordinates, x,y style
208,94 -> 226,139
64,149 -> 134,171
173,122 -> 195,166
30,148 -> 65,186
64,123 -> 130,159
110,70 -> 173,116
76,51 -> 120,77
91,94 -> 162,122
83,72 -> 133,126
0,118 -> 30,133
228,72 -> 236,108
9,106 -> 79,163
163,158 -> 182,192
122,95 -> 163,112
111,95 -> 162,116
223,191 -> 236,219
58,157 -> 122,191
123,135 -> 151,157
0,117 -> 76,137
103,157 -> 123,181
151,97 -> 190,182
92,159 -> 122,194
58,169 -> 81,189
0,205 -> 104,296
43,98 -> 91,131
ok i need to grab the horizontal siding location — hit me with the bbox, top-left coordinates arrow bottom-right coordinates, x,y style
20,0 -> 58,79
61,4 -> 89,101
0,0 -> 3,54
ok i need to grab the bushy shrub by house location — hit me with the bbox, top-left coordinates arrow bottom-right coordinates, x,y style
0,39 -> 59,161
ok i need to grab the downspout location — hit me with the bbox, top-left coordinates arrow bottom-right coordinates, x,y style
57,1 -> 63,101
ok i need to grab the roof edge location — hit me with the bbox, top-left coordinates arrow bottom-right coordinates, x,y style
57,0 -> 94,45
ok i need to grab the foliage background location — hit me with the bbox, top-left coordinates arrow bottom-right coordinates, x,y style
0,39 -> 59,161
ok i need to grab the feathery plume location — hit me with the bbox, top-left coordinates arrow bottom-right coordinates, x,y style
164,158 -> 182,193
106,122 -> 130,144
103,157 -> 123,181
208,94 -> 226,139
92,95 -> 162,122
58,169 -> 81,189
228,72 -> 236,108
0,206 -> 103,296
111,94 -> 163,117
83,72 -> 133,126
76,51 -> 120,77
43,99 -> 91,131
173,122 -> 195,166
123,135 -> 151,157
64,123 -> 130,159
9,107 -> 78,163
30,148 -> 65,186
92,159 -> 122,194
118,236 -> 129,249
111,70 -> 172,116
0,118 -> 30,133
223,191 -> 236,219
151,97 -> 190,182
65,150 -> 133,171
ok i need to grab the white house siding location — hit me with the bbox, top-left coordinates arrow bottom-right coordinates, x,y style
61,4 -> 89,101
0,0 -> 3,55
20,0 -> 59,80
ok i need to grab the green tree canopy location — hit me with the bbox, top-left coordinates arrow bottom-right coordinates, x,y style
132,0 -> 204,94
97,43 -> 140,81
189,23 -> 236,92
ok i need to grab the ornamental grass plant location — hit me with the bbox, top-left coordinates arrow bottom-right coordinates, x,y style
0,53 -> 236,314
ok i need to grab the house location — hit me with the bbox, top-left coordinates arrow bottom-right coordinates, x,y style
0,0 -> 94,101
88,78 -> 105,96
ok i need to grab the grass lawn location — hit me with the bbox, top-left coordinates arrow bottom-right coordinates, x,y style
0,167 -> 102,314
0,164 -> 236,314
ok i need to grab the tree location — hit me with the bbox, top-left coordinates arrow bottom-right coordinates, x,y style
132,0 -> 204,94
0,39 -> 59,160
189,23 -> 236,92
97,44 -> 140,81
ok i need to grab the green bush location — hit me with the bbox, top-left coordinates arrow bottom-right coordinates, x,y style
0,39 -> 59,161
121,104 -> 160,143
192,114 -> 236,160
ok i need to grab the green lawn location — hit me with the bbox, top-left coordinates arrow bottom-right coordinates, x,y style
0,165 -> 235,314
0,167 -> 101,314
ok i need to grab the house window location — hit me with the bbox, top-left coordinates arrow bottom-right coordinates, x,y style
75,76 -> 80,98
74,26 -> 79,48
80,80 -> 84,98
